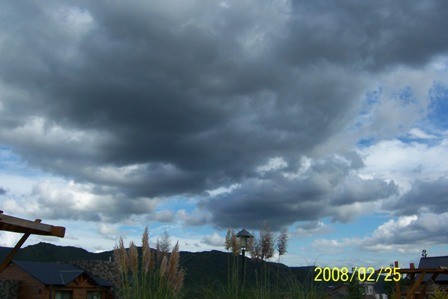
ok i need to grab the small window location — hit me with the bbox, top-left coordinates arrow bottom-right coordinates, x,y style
87,291 -> 102,299
55,290 -> 72,299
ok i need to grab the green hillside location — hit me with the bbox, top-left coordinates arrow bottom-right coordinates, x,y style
0,242 -> 318,296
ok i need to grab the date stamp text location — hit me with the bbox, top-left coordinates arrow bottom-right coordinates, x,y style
314,266 -> 401,282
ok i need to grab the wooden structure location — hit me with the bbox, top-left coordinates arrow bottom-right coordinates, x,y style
394,261 -> 448,299
0,210 -> 65,273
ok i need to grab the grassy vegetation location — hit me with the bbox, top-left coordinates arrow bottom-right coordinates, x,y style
113,226 -> 326,298
114,227 -> 184,299
181,225 -> 326,299
432,285 -> 448,299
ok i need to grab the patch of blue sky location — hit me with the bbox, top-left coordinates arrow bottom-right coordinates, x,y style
356,137 -> 376,148
428,82 -> 448,129
397,134 -> 440,147
0,146 -> 47,178
396,86 -> 417,106
0,147 -> 21,167
426,244 -> 448,258
115,224 -> 145,239
155,195 -> 198,213
347,87 -> 383,133
328,214 -> 388,239
175,225 -> 215,237
364,87 -> 383,107
115,223 -> 181,244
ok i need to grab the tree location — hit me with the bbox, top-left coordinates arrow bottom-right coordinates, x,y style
347,278 -> 365,299
260,222 -> 274,261
157,230 -> 171,264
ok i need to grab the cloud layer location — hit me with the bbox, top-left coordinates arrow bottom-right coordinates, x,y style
0,0 -> 447,252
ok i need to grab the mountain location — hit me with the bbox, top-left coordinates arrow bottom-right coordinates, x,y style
1,242 -> 106,262
0,242 -> 315,292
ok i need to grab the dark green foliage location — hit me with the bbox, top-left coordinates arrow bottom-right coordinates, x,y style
347,279 -> 365,299
0,242 -> 110,262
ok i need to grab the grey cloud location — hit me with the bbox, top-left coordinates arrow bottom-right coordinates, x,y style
201,233 -> 224,247
203,155 -> 398,230
0,1 -> 364,196
282,1 -> 448,70
148,210 -> 175,223
361,213 -> 448,250
332,177 -> 398,205
295,221 -> 331,237
26,182 -> 157,222
0,0 -> 446,225
385,178 -> 448,216
0,187 -> 6,195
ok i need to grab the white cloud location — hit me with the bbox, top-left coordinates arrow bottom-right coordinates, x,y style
257,156 -> 288,173
312,238 -> 361,252
361,213 -> 448,252
151,210 -> 175,222
408,128 -> 437,139
0,231 -> 21,247
97,223 -> 118,240
360,137 -> 448,190
176,209 -> 209,226
294,221 -> 331,237
202,232 -> 224,247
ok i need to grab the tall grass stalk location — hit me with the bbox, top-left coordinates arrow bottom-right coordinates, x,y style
114,227 -> 184,299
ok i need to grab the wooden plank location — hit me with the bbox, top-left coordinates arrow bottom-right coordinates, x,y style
420,273 -> 440,297
0,211 -> 65,237
406,271 -> 425,299
0,232 -> 31,273
399,268 -> 448,274
395,261 -> 401,299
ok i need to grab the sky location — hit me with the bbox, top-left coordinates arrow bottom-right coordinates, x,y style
0,0 -> 447,269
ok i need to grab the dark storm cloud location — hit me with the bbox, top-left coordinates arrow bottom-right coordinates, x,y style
385,178 -> 448,216
0,0 -> 446,224
203,155 -> 399,230
0,187 -> 6,195
282,1 -> 448,70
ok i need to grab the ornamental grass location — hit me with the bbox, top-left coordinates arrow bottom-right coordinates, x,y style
114,227 -> 184,299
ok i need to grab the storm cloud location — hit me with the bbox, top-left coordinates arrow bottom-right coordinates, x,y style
0,0 -> 447,231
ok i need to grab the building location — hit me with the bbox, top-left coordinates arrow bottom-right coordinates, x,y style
0,260 -> 114,299
418,255 -> 448,284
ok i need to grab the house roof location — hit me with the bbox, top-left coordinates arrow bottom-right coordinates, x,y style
12,260 -> 113,287
418,256 -> 448,282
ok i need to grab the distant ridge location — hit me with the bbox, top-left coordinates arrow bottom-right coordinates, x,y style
0,242 -> 113,262
0,242 -> 316,291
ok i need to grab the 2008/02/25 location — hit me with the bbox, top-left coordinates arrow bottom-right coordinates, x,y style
314,266 -> 401,282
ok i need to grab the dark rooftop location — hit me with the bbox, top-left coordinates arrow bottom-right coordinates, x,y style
418,256 -> 448,282
12,260 -> 112,287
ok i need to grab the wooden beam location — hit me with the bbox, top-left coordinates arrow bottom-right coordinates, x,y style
420,273 -> 440,298
406,271 -> 426,299
395,261 -> 401,299
0,211 -> 65,237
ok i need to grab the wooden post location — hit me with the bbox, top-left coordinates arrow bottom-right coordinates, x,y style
406,271 -> 425,299
395,261 -> 401,299
420,272 -> 440,298
0,219 -> 42,273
